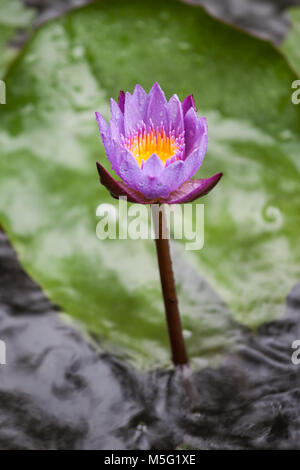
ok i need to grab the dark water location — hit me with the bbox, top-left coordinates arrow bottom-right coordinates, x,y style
1,230 -> 300,450
191,0 -> 300,44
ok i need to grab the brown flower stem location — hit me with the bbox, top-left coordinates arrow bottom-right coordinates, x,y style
151,204 -> 188,367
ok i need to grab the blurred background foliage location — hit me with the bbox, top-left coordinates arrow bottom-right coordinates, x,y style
0,0 -> 300,369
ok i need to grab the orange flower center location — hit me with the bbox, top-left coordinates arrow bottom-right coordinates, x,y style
126,128 -> 179,167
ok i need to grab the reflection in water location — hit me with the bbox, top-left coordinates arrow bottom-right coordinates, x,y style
1,230 -> 300,449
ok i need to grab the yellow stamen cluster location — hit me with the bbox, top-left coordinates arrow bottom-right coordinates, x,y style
127,129 -> 178,167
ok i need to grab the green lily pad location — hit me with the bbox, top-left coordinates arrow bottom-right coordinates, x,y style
1,0 -> 300,369
0,0 -> 34,77
281,7 -> 300,75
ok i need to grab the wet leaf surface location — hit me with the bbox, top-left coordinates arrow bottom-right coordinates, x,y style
21,0 -> 300,45
281,7 -> 300,73
0,0 -> 300,368
0,0 -> 34,77
1,231 -> 300,449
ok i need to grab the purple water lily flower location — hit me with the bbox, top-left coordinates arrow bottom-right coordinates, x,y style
95,83 -> 222,204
